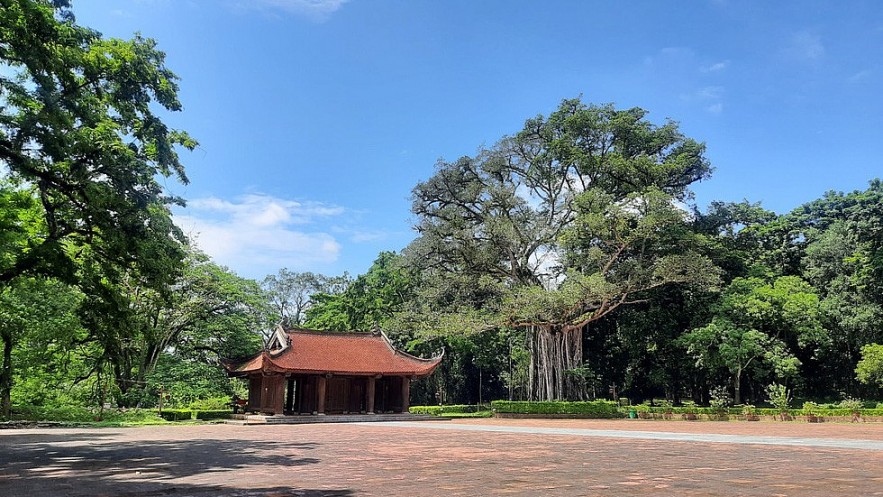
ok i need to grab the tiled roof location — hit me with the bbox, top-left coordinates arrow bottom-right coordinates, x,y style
225,328 -> 442,377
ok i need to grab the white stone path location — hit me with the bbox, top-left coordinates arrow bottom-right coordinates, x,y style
374,421 -> 883,452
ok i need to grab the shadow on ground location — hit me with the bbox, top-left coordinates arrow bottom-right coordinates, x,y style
0,431 -> 351,496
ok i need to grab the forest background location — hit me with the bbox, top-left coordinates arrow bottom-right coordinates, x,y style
2,1 -> 883,420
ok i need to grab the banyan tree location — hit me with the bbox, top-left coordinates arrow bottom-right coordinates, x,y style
404,97 -> 720,401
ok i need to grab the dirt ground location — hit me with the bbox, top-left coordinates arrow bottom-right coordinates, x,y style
1,418 -> 882,496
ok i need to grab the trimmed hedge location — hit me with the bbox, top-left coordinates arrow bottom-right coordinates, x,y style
157,409 -> 193,421
491,400 -> 621,418
156,409 -> 232,421
194,410 -> 231,420
409,405 -> 481,416
637,406 -> 883,418
12,406 -> 170,423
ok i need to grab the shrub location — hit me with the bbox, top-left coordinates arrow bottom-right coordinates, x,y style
490,400 -> 622,418
766,383 -> 791,412
194,410 -> 230,421
189,397 -> 233,410
12,405 -> 96,422
409,405 -> 480,416
838,398 -> 863,412
802,401 -> 820,417
157,409 -> 193,421
709,386 -> 731,410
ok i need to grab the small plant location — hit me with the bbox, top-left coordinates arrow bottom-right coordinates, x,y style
634,404 -> 651,419
709,386 -> 731,418
740,404 -> 759,420
839,397 -> 863,422
659,399 -> 674,419
802,401 -> 821,422
765,383 -> 791,420
681,400 -> 698,420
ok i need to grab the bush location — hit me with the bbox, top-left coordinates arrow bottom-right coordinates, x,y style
157,409 -> 193,421
409,405 -> 480,416
12,405 -> 96,422
189,397 -> 233,410
838,398 -> 863,412
194,410 -> 231,420
490,400 -> 622,418
802,401 -> 820,417
11,405 -> 166,423
766,383 -> 791,412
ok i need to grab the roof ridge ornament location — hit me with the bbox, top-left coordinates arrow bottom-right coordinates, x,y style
266,324 -> 290,356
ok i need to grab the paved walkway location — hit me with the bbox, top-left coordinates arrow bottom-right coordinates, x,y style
2,420 -> 882,496
382,420 -> 883,451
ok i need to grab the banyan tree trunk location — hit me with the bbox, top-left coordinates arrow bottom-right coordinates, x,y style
526,325 -> 585,401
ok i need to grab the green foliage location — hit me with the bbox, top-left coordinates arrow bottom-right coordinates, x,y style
838,397 -> 863,412
766,383 -> 792,412
305,252 -> 411,331
409,405 -> 482,415
193,410 -> 231,421
682,276 -> 823,403
264,269 -> 351,327
403,97 -> 716,401
709,386 -> 731,411
856,343 -> 883,387
12,405 -> 164,423
0,0 -> 195,285
491,400 -> 622,418
157,409 -> 193,421
80,247 -> 268,407
189,397 -> 235,410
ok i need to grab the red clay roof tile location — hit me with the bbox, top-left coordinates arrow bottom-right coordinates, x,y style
226,328 -> 442,377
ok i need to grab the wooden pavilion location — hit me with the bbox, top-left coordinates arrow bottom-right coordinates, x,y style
223,326 -> 443,416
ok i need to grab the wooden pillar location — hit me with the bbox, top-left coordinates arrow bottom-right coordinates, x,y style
247,375 -> 262,412
272,376 -> 285,414
317,375 -> 327,415
366,376 -> 376,414
260,376 -> 285,415
401,376 -> 411,413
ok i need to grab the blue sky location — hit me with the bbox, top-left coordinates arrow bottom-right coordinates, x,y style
74,0 -> 883,280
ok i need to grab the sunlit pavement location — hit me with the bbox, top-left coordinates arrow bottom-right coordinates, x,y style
2,419 -> 882,496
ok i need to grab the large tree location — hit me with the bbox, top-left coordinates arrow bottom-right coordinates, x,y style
78,248 -> 268,406
0,0 -> 195,410
681,276 -> 826,403
0,0 -> 195,286
262,269 -> 350,328
0,277 -> 82,417
406,98 -> 717,400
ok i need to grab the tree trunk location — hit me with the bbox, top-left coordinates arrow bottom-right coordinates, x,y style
526,325 -> 584,400
1,332 -> 13,419
733,367 -> 742,405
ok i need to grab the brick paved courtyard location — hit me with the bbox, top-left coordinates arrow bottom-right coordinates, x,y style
2,419 -> 882,496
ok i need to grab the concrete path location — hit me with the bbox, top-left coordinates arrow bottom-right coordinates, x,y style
380,420 -> 883,451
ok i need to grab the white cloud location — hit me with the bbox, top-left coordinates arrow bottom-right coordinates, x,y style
680,86 -> 725,114
175,193 -> 344,277
701,60 -> 729,72
241,0 -> 349,21
848,69 -> 872,83
784,31 -> 825,62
